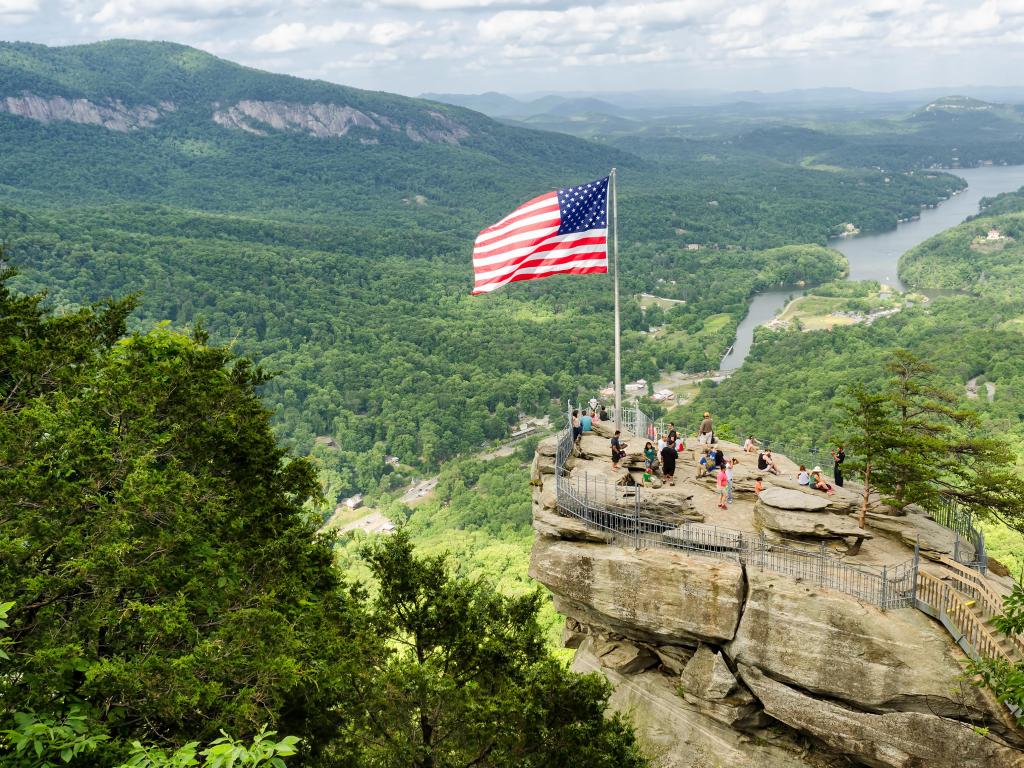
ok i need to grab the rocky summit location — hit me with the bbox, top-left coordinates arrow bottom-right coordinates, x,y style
530,425 -> 1024,767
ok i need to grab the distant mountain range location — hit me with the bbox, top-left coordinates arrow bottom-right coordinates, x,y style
423,86 -> 1024,119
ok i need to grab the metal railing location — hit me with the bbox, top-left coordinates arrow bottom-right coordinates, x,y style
933,497 -> 988,573
555,411 -> 918,610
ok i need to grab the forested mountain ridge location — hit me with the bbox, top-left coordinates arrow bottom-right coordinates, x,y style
1,39 -> 489,143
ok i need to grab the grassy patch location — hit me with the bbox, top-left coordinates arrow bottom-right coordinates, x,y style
703,313 -> 732,333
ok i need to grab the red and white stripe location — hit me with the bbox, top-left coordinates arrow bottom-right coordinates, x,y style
471,191 -> 607,295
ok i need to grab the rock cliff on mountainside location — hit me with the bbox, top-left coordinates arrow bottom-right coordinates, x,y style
211,100 -> 470,142
0,92 -> 471,144
529,427 -> 1024,768
0,94 -> 173,131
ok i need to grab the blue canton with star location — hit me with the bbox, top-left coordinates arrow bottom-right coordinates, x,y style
557,176 -> 609,235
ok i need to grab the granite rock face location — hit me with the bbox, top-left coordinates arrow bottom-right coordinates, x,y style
1,94 -> 172,131
742,664 -> 1024,768
529,536 -> 744,644
212,100 -> 471,143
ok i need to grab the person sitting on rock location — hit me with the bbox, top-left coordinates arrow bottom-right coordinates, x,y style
743,435 -> 760,453
715,448 -> 728,471
811,467 -> 834,495
754,476 -> 764,495
758,449 -> 781,475
599,405 -> 609,422
697,448 -> 711,478
797,465 -> 810,486
644,441 -> 658,470
642,460 -> 654,487
611,431 -> 627,470
580,410 -> 593,433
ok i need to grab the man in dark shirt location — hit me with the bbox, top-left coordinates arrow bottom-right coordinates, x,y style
831,446 -> 846,487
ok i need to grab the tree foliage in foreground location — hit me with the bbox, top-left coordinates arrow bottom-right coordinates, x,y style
967,584 -> 1024,726
0,270 -> 647,767
343,530 -> 647,768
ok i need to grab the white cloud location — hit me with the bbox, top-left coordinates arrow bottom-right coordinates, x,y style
252,19 -> 422,52
0,0 -> 38,21
20,0 -> 1024,94
370,0 -> 551,7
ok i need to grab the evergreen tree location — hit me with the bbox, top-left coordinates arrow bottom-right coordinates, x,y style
342,530 -> 648,768
841,350 -> 1024,532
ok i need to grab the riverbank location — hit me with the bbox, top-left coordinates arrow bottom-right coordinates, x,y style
718,164 -> 1024,371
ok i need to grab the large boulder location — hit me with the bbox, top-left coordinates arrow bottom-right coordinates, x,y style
758,487 -> 832,512
585,635 -> 661,675
727,570 -> 1004,725
754,500 -> 873,541
758,486 -> 856,515
530,537 -> 745,644
864,511 -> 976,562
531,504 -> 615,544
740,664 -> 1024,768
573,646 -> 819,768
678,645 -> 765,728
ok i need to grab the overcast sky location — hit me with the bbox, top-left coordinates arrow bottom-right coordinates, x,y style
3,0 -> 1024,96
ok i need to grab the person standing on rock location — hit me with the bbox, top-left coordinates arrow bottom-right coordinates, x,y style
572,410 -> 582,445
660,439 -> 677,485
716,464 -> 729,509
611,431 -> 627,470
831,445 -> 846,487
698,412 -> 714,445
726,458 -> 737,503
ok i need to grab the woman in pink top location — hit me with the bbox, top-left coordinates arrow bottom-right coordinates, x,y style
717,465 -> 729,509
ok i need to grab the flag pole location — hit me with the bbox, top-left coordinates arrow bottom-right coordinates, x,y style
611,168 -> 622,431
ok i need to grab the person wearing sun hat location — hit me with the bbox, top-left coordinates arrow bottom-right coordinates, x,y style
698,411 -> 714,445
810,466 -> 835,495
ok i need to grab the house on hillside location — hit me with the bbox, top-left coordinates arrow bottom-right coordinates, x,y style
342,494 -> 363,510
987,228 -> 1003,241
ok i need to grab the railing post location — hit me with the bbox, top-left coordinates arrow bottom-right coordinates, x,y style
737,532 -> 745,565
912,535 -> 921,607
880,565 -> 888,611
634,481 -> 641,549
818,542 -> 826,587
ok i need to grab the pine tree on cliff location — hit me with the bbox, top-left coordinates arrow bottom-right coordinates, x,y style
841,349 -> 1024,532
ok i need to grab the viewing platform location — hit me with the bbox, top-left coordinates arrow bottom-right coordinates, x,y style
527,405 -> 1024,767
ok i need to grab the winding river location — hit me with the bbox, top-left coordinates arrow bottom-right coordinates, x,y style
718,165 -> 1024,372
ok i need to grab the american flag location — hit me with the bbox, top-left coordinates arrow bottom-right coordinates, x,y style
471,176 -> 609,295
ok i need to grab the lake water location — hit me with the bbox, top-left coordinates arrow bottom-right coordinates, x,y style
719,165 -> 1024,372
